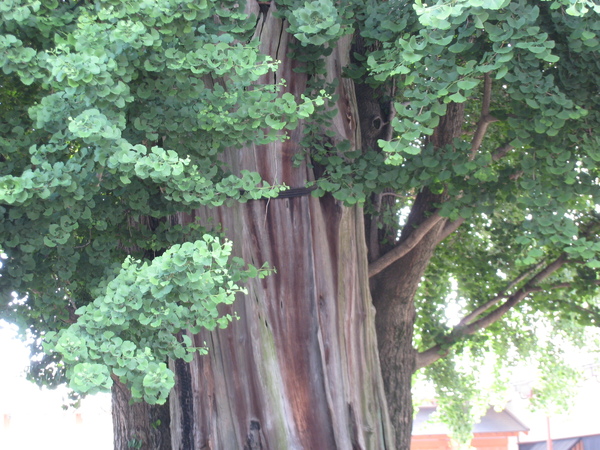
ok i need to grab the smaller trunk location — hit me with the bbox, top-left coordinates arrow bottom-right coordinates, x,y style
111,379 -> 171,450
371,102 -> 466,449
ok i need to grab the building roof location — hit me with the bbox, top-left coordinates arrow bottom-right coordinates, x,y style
519,438 -> 581,450
413,406 -> 530,436
520,434 -> 600,450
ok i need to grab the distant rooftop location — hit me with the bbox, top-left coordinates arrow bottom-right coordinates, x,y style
413,406 -> 529,436
519,434 -> 600,450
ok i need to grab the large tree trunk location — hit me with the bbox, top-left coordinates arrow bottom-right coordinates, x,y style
164,5 -> 394,450
168,200 -> 392,449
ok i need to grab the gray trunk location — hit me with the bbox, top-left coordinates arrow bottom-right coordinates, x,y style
111,380 -> 171,450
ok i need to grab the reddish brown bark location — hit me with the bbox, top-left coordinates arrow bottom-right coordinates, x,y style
164,6 -> 394,449
112,4 -> 474,450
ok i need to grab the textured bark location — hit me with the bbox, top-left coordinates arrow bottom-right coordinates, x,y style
112,380 -> 171,450
111,6 -> 469,450
165,4 -> 394,449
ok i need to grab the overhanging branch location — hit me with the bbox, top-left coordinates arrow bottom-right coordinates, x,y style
415,254 -> 568,370
457,259 -> 548,327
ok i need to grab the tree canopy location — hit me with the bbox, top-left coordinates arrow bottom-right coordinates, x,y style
2,0 -> 600,446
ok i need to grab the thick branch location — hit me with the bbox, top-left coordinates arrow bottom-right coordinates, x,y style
452,216 -> 600,327
368,211 -> 444,277
415,254 -> 568,370
466,254 -> 566,331
457,259 -> 548,327
369,111 -> 514,277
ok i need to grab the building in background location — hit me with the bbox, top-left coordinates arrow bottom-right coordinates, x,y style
519,435 -> 600,450
412,405 -> 529,450
512,363 -> 600,450
411,362 -> 600,450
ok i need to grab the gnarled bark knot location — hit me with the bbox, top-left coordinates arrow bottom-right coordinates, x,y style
245,420 -> 264,450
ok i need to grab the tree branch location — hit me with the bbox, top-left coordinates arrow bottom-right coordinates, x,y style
528,279 -> 600,293
492,142 -> 513,161
469,74 -> 498,159
368,115 -> 514,278
436,217 -> 464,245
367,95 -> 514,278
415,254 -> 568,370
463,254 -> 566,332
369,211 -> 444,277
457,259 -> 548,327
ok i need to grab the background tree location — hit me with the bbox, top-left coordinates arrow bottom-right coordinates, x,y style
2,0 -> 600,448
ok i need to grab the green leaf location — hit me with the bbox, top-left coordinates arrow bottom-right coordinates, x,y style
265,115 -> 286,130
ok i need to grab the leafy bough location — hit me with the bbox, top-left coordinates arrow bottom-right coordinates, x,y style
44,234 -> 269,404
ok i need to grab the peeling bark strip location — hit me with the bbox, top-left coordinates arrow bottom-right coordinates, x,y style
166,5 -> 394,450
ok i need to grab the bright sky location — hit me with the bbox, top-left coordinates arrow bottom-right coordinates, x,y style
0,321 -> 113,450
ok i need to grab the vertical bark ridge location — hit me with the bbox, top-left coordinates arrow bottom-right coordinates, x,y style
173,358 -> 195,450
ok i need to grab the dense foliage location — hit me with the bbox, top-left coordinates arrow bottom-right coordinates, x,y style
0,0 -> 310,403
2,0 -> 600,445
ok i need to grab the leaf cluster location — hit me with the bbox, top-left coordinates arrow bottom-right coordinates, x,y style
0,0 -> 318,400
44,235 -> 269,404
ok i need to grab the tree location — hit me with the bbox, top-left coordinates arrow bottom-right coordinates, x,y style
2,0 -> 600,448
